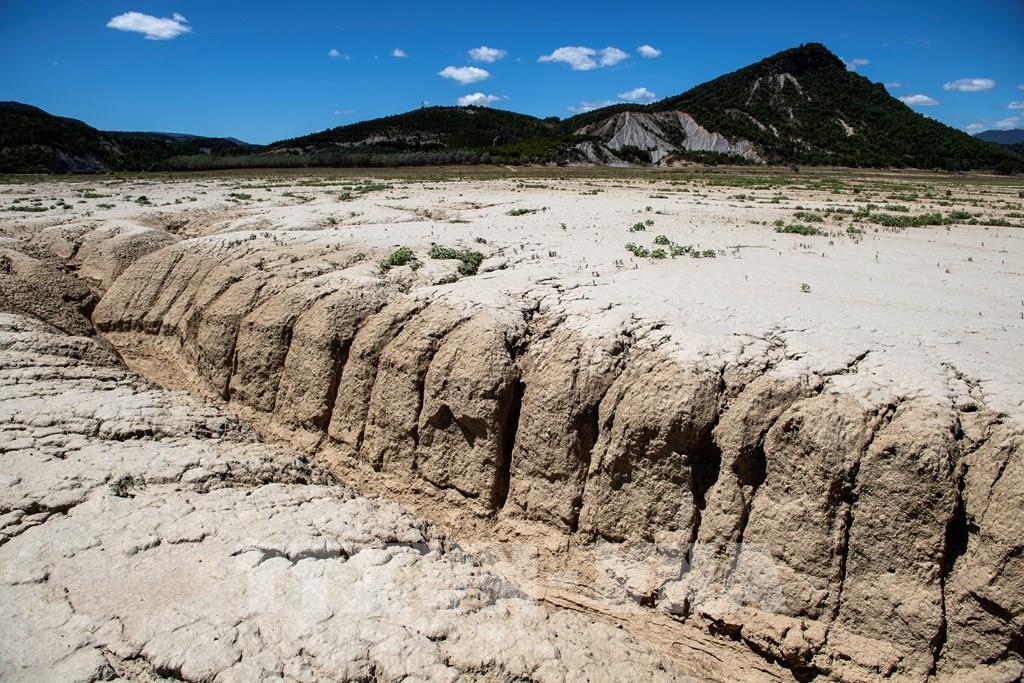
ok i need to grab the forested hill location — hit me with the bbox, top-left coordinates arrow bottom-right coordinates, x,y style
0,102 -> 253,173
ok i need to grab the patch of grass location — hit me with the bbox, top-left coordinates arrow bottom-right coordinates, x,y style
792,210 -> 824,223
428,244 -> 484,275
653,234 -> 671,245
867,212 -> 949,228
775,223 -> 822,236
507,207 -> 542,216
379,246 -> 421,273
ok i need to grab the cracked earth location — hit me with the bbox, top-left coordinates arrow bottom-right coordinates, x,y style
1,170 -> 1022,681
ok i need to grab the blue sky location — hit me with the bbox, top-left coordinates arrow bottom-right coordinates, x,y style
1,0 -> 1022,144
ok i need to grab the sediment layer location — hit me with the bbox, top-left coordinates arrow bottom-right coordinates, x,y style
91,227 -> 1023,682
3,174 -> 1023,681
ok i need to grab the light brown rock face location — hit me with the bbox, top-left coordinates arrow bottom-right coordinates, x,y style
5,175 -> 1024,681
0,247 -> 97,336
86,228 -> 1023,683
2,312 -> 740,682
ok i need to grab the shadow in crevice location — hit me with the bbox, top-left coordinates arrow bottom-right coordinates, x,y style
494,379 -> 525,510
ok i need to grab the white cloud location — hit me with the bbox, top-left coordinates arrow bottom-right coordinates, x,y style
599,47 -> 629,67
943,78 -> 995,92
618,87 -> 657,103
844,57 -> 870,70
1009,101 -> 1024,109
964,123 -> 986,134
900,94 -> 939,106
334,109 -> 355,115
438,65 -> 490,85
457,92 -> 504,107
328,48 -> 340,58
106,11 -> 191,40
391,48 -> 407,58
469,46 -> 506,63
1019,83 -> 1024,91
568,99 -> 619,113
637,44 -> 661,59
538,46 -> 628,71
995,115 -> 1022,130
569,88 -> 656,112
884,81 -> 905,89
540,46 -> 598,70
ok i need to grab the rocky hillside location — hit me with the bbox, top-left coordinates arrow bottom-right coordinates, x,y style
267,44 -> 1020,171
0,101 -> 253,173
567,44 -> 1018,170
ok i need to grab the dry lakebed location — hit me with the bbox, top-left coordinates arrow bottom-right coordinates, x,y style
1,168 -> 1022,682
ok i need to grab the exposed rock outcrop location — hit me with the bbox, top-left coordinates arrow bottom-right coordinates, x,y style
88,228 -> 1023,682
3,312 -> 766,681
575,111 -> 764,163
5,175 -> 1023,681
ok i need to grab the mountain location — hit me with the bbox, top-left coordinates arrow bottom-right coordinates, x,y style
262,44 -> 1018,172
975,129 -> 1024,145
2,44 -> 1021,173
0,101 -> 255,173
564,44 -> 1017,170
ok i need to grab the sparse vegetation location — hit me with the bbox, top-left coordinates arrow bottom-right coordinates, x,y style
793,210 -> 824,223
108,474 -> 145,498
379,246 -> 421,273
775,223 -> 822,236
428,245 -> 485,275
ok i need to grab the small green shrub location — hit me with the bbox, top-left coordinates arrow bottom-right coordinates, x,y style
428,245 -> 484,275
653,234 -> 670,245
379,246 -> 421,273
793,211 -> 824,223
